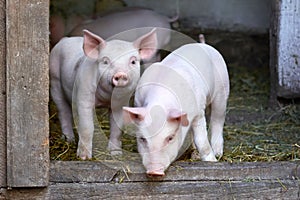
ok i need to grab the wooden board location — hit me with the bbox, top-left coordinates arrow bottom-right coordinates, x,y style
48,161 -> 300,199
2,161 -> 299,199
269,0 -> 280,104
270,0 -> 300,98
50,161 -> 300,183
6,0 -> 50,187
3,180 -> 298,200
0,0 -> 6,188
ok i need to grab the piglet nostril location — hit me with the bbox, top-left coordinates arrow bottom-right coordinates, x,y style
112,72 -> 129,87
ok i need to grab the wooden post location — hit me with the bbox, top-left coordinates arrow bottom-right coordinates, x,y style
0,0 -> 6,188
6,0 -> 50,187
270,0 -> 300,99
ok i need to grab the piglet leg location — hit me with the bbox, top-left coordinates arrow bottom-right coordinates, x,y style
108,109 -> 123,155
51,80 -> 75,142
193,116 -> 217,161
209,95 -> 227,157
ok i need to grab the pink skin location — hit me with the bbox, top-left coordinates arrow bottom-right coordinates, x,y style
123,43 -> 229,176
50,29 -> 157,160
112,72 -> 129,87
69,8 -> 174,62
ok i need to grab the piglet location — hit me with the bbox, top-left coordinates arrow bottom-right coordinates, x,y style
69,8 -> 176,61
123,43 -> 229,176
50,29 -> 157,159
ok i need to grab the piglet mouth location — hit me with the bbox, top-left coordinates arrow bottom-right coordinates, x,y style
147,171 -> 165,177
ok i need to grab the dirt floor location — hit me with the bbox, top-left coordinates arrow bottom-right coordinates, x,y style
49,30 -> 300,162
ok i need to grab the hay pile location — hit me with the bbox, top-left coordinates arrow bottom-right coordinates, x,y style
222,65 -> 299,162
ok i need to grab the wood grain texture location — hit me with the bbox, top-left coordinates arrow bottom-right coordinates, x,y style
47,180 -> 299,200
3,161 -> 300,199
271,0 -> 300,98
269,0 -> 280,105
276,0 -> 300,98
50,161 -> 300,183
0,0 -> 6,188
3,180 -> 299,200
6,0 -> 50,187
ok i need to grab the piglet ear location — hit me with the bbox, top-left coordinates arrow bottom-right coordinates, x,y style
168,109 -> 189,127
83,29 -> 106,59
123,107 -> 146,124
133,28 -> 158,61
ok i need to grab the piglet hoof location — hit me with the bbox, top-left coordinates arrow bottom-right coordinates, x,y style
77,148 -> 92,160
67,137 -> 75,144
212,143 -> 224,158
202,153 -> 218,162
77,153 -> 91,160
61,134 -> 75,143
214,150 -> 223,159
211,137 -> 224,157
108,142 -> 122,156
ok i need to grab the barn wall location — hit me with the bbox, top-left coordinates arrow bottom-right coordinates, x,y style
50,0 -> 272,34
124,0 -> 272,33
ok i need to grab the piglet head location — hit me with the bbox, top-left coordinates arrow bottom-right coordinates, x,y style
123,106 -> 189,176
82,29 -> 157,89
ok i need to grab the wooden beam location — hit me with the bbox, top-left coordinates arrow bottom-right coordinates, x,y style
6,0 -> 50,187
3,180 -> 299,199
0,0 -> 6,188
50,161 -> 300,183
270,0 -> 300,98
269,0 -> 280,105
3,161 -> 300,199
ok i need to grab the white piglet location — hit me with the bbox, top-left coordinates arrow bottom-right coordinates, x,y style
50,29 -> 157,160
123,43 -> 229,176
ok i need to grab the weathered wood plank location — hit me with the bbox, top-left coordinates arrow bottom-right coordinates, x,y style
2,161 -> 299,199
6,0 -> 50,187
269,0 -> 280,104
49,180 -> 300,200
0,0 -> 6,188
270,0 -> 300,98
3,180 -> 299,200
50,161 -> 119,183
50,161 -> 300,183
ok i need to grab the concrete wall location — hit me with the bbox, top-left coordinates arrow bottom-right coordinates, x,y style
124,0 -> 272,33
50,0 -> 271,33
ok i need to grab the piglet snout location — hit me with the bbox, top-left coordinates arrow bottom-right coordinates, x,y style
146,165 -> 165,177
112,72 -> 129,87
147,170 -> 165,177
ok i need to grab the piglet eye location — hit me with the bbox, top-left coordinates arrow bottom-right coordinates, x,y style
139,137 -> 147,144
130,56 -> 138,66
101,57 -> 110,65
166,134 -> 175,142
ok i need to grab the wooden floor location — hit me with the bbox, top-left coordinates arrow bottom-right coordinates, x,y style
2,161 -> 300,199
